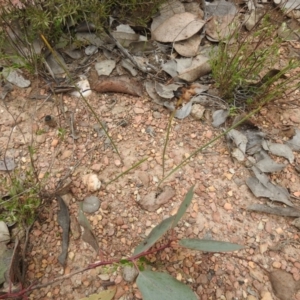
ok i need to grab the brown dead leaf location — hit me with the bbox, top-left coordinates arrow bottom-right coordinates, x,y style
152,12 -> 205,43
91,75 -> 143,96
206,15 -> 237,42
174,34 -> 201,57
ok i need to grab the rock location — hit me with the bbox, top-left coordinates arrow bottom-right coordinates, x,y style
191,104 -> 205,120
122,266 -> 138,282
135,171 -> 150,187
85,45 -> 98,55
82,174 -> 101,192
36,135 -> 46,144
153,111 -> 161,119
269,270 -> 298,300
139,186 -> 176,212
134,107 -> 144,114
91,163 -> 101,172
95,60 -> 116,76
292,218 -> 300,230
2,68 -> 31,88
99,273 -> 110,281
61,150 -> 72,160
82,195 -> 101,213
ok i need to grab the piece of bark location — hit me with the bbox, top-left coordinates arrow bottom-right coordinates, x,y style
91,75 -> 143,96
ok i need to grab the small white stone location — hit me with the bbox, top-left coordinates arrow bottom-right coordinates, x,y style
82,174 -> 101,192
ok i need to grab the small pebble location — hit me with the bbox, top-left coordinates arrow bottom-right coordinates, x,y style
82,195 -> 101,213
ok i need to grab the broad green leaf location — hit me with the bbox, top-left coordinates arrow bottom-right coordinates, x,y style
133,216 -> 175,256
172,186 -> 194,228
179,239 -> 244,252
136,270 -> 197,300
79,287 -> 116,300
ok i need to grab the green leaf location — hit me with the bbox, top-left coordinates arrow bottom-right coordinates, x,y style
172,186 -> 194,228
179,239 -> 244,252
136,270 -> 197,300
133,216 -> 175,256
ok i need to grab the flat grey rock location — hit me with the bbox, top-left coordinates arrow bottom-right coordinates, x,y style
82,195 -> 101,213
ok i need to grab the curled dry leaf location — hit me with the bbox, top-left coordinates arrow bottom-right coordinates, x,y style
175,101 -> 193,119
144,81 -> 165,106
246,166 -> 293,206
152,12 -> 205,43
262,140 -> 294,163
254,150 -> 286,173
227,129 -> 247,154
91,75 -> 143,96
155,82 -> 182,99
212,109 -> 229,127
243,130 -> 265,155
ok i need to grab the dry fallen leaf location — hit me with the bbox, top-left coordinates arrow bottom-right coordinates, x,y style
91,75 -> 143,96
152,12 -> 205,43
174,34 -> 201,57
56,195 -> 70,266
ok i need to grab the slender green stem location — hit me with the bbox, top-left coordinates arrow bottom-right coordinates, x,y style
158,106 -> 262,186
40,34 -> 122,159
105,157 -> 148,185
162,110 -> 176,178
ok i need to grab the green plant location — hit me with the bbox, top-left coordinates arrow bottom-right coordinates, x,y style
1,186 -> 243,299
209,12 -> 300,108
0,167 -> 41,226
0,0 -> 163,72
57,127 -> 66,139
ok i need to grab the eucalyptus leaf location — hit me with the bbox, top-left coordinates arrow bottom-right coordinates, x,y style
136,270 -> 197,300
179,239 -> 243,252
78,203 -> 99,253
212,109 -> 229,127
262,140 -> 294,163
286,128 -> 300,151
175,101 -> 193,119
56,195 -> 70,266
133,216 -> 175,256
172,186 -> 194,229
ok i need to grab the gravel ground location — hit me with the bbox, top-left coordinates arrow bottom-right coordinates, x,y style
1,81 -> 300,300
